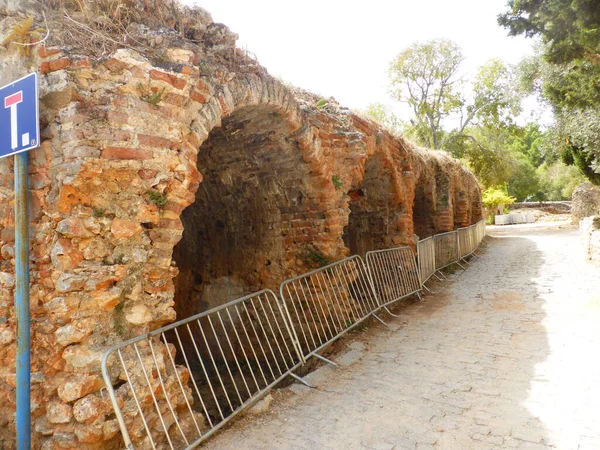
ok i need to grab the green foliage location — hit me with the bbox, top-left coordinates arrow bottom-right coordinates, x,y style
93,207 -> 105,218
315,99 -> 328,108
498,0 -> 600,65
469,59 -> 522,128
536,161 -> 588,200
388,40 -> 521,160
138,83 -> 165,105
535,105 -> 600,185
389,39 -> 464,149
507,153 -> 540,201
332,176 -> 343,189
482,188 -> 516,221
147,190 -> 169,210
302,246 -> 333,269
361,103 -> 403,133
518,48 -> 600,111
506,8 -> 600,185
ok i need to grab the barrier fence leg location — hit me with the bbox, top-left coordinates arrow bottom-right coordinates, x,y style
370,312 -> 390,329
384,306 -> 402,318
435,271 -> 446,281
311,352 -> 339,367
290,373 -> 316,389
456,261 -> 468,270
423,284 -> 435,294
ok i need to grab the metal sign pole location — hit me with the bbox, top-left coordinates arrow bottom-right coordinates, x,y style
14,150 -> 30,450
1,72 -> 38,450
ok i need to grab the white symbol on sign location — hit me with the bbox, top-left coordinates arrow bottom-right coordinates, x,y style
4,91 -> 23,150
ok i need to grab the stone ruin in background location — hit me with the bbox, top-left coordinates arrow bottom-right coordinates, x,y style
0,1 -> 482,448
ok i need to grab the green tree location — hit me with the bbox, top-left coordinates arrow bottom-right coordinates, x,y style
506,153 -> 540,200
389,40 -> 521,153
498,0 -> 600,65
388,39 -> 464,149
502,3 -> 600,184
362,103 -> 403,133
482,187 -> 516,222
536,161 -> 588,200
507,122 -> 544,167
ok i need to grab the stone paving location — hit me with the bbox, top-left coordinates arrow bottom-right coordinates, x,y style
203,223 -> 600,450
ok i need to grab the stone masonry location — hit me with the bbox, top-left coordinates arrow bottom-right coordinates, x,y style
0,2 -> 482,448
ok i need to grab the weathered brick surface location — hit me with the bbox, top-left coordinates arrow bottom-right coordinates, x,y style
0,5 -> 482,449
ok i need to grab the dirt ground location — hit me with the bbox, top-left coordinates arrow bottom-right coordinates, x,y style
201,220 -> 600,450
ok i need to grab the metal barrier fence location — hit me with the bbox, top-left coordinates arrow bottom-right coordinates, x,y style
416,237 -> 435,285
457,227 -> 476,260
365,247 -> 421,307
279,255 -> 380,361
433,231 -> 459,271
103,220 -> 488,449
101,290 -> 302,450
476,219 -> 486,243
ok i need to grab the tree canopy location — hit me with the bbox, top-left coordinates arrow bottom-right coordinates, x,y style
388,39 -> 464,149
364,36 -> 588,200
498,0 -> 600,64
501,0 -> 600,185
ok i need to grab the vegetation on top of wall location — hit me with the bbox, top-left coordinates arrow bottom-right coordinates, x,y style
1,15 -> 47,56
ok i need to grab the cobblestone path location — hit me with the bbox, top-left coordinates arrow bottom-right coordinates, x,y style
204,224 -> 600,450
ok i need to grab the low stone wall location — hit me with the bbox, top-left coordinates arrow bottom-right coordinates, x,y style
510,201 -> 571,213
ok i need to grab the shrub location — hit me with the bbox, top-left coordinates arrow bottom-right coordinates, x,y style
482,187 -> 516,223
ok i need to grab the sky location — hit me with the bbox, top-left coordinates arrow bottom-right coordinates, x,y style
182,0 -> 545,123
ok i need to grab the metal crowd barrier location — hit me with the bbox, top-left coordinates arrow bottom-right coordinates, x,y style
279,255 -> 380,362
476,219 -> 486,244
457,227 -> 476,260
102,220 -> 488,449
416,237 -> 435,285
365,246 -> 422,309
433,231 -> 459,271
101,290 -> 302,450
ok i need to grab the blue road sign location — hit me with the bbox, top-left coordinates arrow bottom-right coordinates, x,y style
0,72 -> 40,159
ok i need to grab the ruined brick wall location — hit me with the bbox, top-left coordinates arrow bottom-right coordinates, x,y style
0,4 -> 481,448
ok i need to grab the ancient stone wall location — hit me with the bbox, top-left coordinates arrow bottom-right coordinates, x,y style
0,3 -> 481,448
572,183 -> 600,224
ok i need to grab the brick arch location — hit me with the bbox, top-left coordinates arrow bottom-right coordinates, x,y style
412,170 -> 437,239
341,124 -> 416,256
470,184 -> 484,223
171,80 -> 337,318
